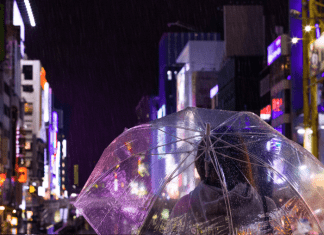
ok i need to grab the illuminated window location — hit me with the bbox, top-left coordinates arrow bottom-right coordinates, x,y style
24,103 -> 33,115
25,142 -> 31,150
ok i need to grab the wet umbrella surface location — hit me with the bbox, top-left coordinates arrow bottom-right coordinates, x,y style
74,107 -> 324,234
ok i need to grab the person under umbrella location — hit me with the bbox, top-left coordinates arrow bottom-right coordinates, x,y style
164,126 -> 279,234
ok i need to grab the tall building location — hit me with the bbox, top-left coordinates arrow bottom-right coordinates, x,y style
158,32 -> 221,116
217,5 -> 265,114
0,0 -> 33,231
20,60 -> 49,224
175,40 -> 224,111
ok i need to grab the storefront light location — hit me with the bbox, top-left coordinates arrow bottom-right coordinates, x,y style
0,206 -> 5,210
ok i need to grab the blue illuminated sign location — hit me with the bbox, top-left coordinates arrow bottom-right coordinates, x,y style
267,36 -> 281,66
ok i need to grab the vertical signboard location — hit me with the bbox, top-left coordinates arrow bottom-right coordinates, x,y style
267,36 -> 282,66
309,35 -> 324,76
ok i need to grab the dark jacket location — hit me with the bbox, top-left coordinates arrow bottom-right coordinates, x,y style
164,182 -> 277,234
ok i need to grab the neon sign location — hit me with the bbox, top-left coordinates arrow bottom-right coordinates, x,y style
272,98 -> 283,119
260,105 -> 271,121
62,139 -> 67,158
52,111 -> 58,132
157,105 -> 166,119
316,24 -> 321,39
267,36 -> 281,65
18,167 -> 27,183
44,83 -> 49,122
40,67 -> 47,90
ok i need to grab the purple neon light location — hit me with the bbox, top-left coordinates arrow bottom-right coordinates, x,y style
287,75 -> 291,80
267,36 -> 281,66
274,125 -> 283,134
210,85 -> 218,98
316,24 -> 321,39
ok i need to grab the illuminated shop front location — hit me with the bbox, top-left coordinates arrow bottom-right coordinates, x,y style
264,35 -> 292,139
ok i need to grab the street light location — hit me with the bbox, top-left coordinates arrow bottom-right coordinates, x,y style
305,25 -> 312,32
292,37 -> 299,44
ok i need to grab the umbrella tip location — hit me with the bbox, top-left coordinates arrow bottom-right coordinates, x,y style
206,123 -> 211,137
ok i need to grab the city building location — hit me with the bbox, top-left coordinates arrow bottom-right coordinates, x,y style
0,0 -> 33,232
20,60 -> 49,227
175,40 -> 224,111
158,32 -> 221,116
135,95 -> 159,125
217,5 -> 265,114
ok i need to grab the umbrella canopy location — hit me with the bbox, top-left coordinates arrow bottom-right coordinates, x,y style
74,107 -> 324,234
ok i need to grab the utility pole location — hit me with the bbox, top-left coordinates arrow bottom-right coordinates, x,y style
309,0 -> 318,159
302,0 -> 322,158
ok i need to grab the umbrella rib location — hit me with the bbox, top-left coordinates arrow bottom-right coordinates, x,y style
138,151 -> 194,234
156,126 -> 202,145
126,133 -> 203,157
208,136 -> 234,234
165,145 -> 207,184
153,124 -> 202,133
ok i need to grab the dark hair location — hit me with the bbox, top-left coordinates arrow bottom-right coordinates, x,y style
195,126 -> 254,190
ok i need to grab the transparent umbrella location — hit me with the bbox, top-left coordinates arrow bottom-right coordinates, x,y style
74,107 -> 324,234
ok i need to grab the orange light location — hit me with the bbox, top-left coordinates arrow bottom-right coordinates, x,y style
40,67 -> 47,90
124,142 -> 133,154
29,185 -> 35,193
18,167 -> 27,183
0,173 -> 6,186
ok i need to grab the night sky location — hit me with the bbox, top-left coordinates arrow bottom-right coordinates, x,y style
22,0 -> 287,189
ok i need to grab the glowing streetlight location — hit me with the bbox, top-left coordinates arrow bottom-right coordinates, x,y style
297,128 -> 305,134
305,25 -> 312,32
292,37 -> 299,44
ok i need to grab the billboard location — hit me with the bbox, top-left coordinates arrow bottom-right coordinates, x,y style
267,36 -> 282,65
310,35 -> 324,76
267,35 -> 290,66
